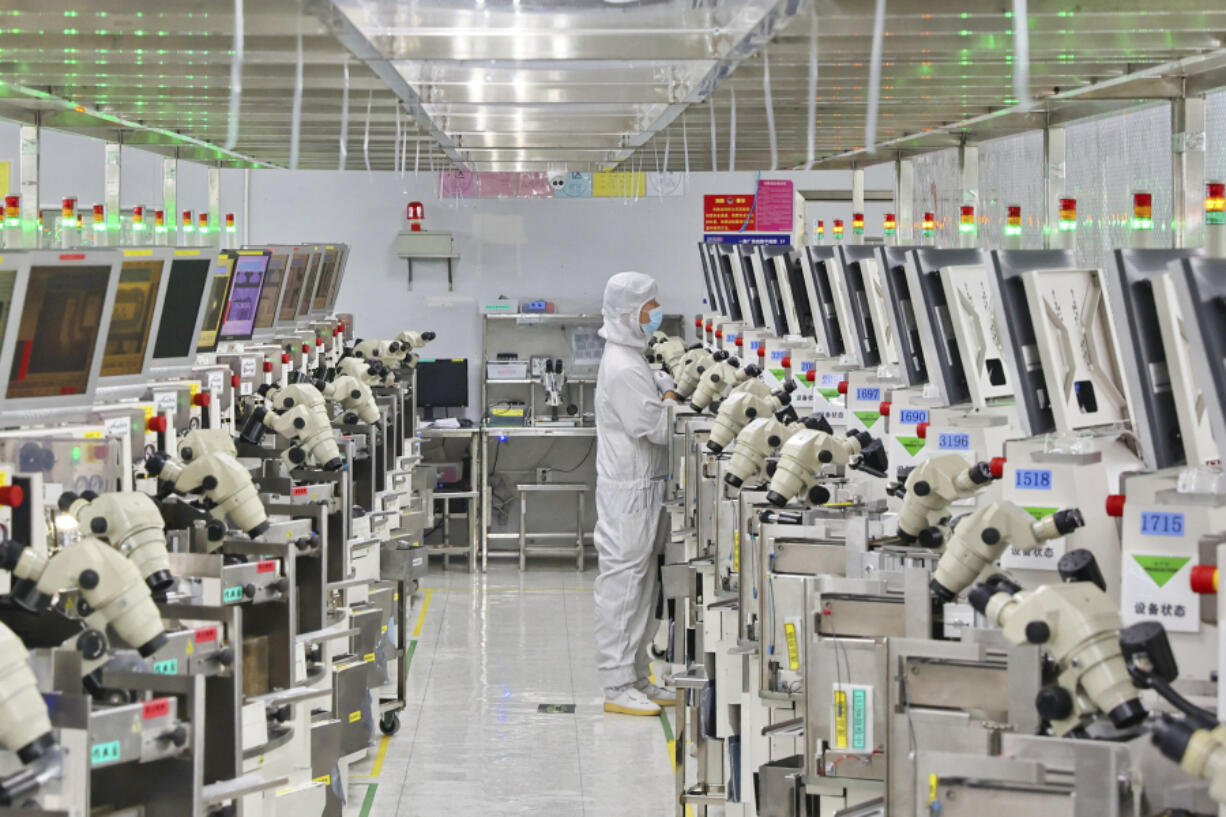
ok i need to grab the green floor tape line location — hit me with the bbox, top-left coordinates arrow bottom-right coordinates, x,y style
357,782 -> 378,817
657,708 -> 675,743
405,639 -> 418,673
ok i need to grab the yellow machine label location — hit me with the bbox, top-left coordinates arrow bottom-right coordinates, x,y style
364,652 -> 375,663
313,774 -> 331,786
349,710 -> 362,723
928,774 -> 939,804
784,621 -> 800,671
732,531 -> 740,572
833,689 -> 849,748
83,430 -> 102,439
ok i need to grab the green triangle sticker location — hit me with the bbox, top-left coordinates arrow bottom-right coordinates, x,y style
769,368 -> 787,381
853,411 -> 881,428
1022,506 -> 1058,521
897,436 -> 925,456
818,388 -> 841,399
1133,555 -> 1191,588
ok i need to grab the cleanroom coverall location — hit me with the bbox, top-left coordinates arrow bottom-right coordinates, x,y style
593,271 -> 671,690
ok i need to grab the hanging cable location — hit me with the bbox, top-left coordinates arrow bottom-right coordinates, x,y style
864,0 -> 886,153
289,20 -> 303,169
709,98 -> 717,171
728,86 -> 737,172
394,103 -> 402,175
1013,0 -> 1031,108
414,136 -> 421,175
762,49 -> 778,171
224,0 -> 243,150
363,90 -> 373,173
805,1 -> 818,170
682,112 -> 690,180
401,113 -> 409,181
338,61 -> 350,171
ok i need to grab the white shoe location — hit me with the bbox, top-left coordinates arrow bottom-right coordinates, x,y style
604,686 -> 661,716
635,680 -> 676,707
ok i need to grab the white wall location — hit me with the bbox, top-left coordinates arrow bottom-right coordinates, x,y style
248,165 -> 894,418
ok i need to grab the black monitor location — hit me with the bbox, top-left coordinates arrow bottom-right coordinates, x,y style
735,247 -> 766,329
876,245 -> 927,386
837,245 -> 884,368
906,248 -> 987,406
803,246 -> 845,357
152,256 -> 213,364
713,247 -> 743,322
416,358 -> 469,411
311,246 -> 341,313
783,250 -> 815,339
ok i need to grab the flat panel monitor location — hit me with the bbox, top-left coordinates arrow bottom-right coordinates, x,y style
152,251 -> 214,369
986,249 -> 1077,437
905,248 -> 987,406
1,251 -> 119,411
100,251 -> 170,382
252,250 -> 287,335
322,244 -> 349,311
197,254 -> 237,353
697,243 -> 726,318
296,248 -> 324,319
836,245 -> 884,368
416,358 -> 469,409
218,251 -> 272,342
735,246 -> 767,329
783,249 -> 815,339
758,246 -> 793,335
311,245 -> 341,313
876,246 -> 927,386
802,246 -> 844,357
1107,249 -> 1201,469
1173,257 -> 1226,448
712,246 -> 744,322
276,248 -> 312,327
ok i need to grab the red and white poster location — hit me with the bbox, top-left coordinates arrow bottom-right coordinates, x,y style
703,179 -> 794,234
703,194 -> 756,232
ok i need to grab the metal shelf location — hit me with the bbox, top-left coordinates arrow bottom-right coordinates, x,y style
482,313 -> 601,321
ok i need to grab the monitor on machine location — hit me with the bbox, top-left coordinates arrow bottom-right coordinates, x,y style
276,247 -> 312,327
295,247 -> 324,319
218,251 -> 272,342
0,252 -> 119,413
321,244 -> 349,311
416,358 -> 469,416
197,253 -> 237,353
311,245 -> 341,313
251,249 -> 285,336
99,251 -> 169,383
151,251 -> 214,370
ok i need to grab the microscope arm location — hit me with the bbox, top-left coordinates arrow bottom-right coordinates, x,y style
897,454 -> 996,540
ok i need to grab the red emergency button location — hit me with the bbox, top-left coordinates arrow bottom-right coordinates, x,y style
0,485 -> 24,508
231,374 -> 240,388
1191,565 -> 1219,594
1105,494 -> 1126,517
836,380 -> 848,395
336,323 -> 344,334
734,337 -> 743,347
804,370 -> 816,383
192,392 -> 211,408
715,330 -> 723,339
147,416 -> 168,433
989,457 -> 1006,479
280,353 -> 290,364
263,361 -> 273,373
916,421 -> 929,439
879,401 -> 891,417
302,344 -> 309,354
705,321 -> 713,331
781,356 -> 791,368
315,336 -> 323,347
694,318 -> 703,328
332,327 -> 340,337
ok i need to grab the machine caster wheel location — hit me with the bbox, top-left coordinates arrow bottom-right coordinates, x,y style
379,712 -> 401,736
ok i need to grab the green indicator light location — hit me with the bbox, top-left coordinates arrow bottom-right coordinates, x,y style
958,223 -> 975,233
1207,212 -> 1225,226
133,223 -> 146,231
71,446 -> 82,462
3,217 -> 18,227
1131,218 -> 1153,230
1058,220 -> 1077,232
1004,225 -> 1022,237
155,225 -> 167,233
182,226 -> 194,233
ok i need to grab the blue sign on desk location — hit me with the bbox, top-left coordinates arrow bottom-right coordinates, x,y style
704,234 -> 792,246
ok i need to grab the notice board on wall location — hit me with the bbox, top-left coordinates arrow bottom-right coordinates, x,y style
703,179 -> 794,236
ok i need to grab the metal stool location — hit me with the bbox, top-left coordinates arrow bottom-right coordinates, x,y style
515,483 -> 588,570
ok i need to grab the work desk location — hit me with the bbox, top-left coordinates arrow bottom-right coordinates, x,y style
479,423 -> 597,569
419,425 -> 483,571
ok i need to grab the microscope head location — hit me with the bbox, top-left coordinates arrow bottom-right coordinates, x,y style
930,502 -> 1085,604
145,438 -> 270,539
724,416 -> 795,489
337,356 -> 384,387
322,374 -> 381,424
897,454 -> 997,541
971,550 -> 1145,736
688,351 -> 747,412
349,338 -> 385,364
649,336 -> 687,375
257,382 -> 344,470
765,423 -> 874,507
708,387 -> 783,454
396,329 -> 436,351
60,491 -> 174,596
177,428 -> 238,460
0,621 -> 56,775
673,348 -> 715,399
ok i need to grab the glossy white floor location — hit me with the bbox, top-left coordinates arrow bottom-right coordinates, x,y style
346,559 -> 677,817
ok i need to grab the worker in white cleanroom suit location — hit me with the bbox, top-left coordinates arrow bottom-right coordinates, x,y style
594,271 -> 680,716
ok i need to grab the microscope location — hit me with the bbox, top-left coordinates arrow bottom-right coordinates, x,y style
0,536 -> 169,663
707,378 -> 797,454
765,424 -> 887,507
59,491 -> 176,596
673,347 -> 716,400
722,412 -> 801,489
0,622 -> 58,806
687,351 -> 752,413
320,373 -> 381,425
338,355 -> 393,388
537,359 -> 575,424
647,335 -> 687,375
970,550 -> 1146,736
146,428 -> 271,538
929,501 -> 1085,603
392,329 -> 436,368
896,453 -> 1000,543
241,382 -> 345,471
1153,718 -> 1226,806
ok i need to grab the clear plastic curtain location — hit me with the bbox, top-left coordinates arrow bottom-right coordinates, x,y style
338,61 -> 350,171
288,21 -> 303,169
805,1 -> 818,170
762,49 -> 778,170
864,0 -> 885,152
224,0 -> 243,151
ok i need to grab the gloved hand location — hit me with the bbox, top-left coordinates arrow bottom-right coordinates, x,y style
653,368 -> 676,397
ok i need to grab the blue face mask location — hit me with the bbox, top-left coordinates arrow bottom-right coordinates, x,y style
641,306 -> 663,337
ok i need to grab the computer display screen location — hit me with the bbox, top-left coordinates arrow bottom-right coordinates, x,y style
296,251 -> 323,318
218,252 -> 271,341
197,254 -> 236,353
323,247 -> 347,309
253,251 -> 285,330
278,252 -> 309,323
312,247 -> 340,311
7,265 -> 110,399
415,358 -> 469,408
153,257 -> 212,360
101,258 -> 163,377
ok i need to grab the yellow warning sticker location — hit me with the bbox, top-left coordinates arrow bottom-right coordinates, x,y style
363,652 -> 375,663
83,430 -> 102,439
928,774 -> 939,804
349,710 -> 362,723
784,620 -> 800,671
733,531 -> 740,573
313,774 -> 331,786
833,688 -> 849,749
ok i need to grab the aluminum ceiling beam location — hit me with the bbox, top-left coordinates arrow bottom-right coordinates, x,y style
306,0 -> 466,169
